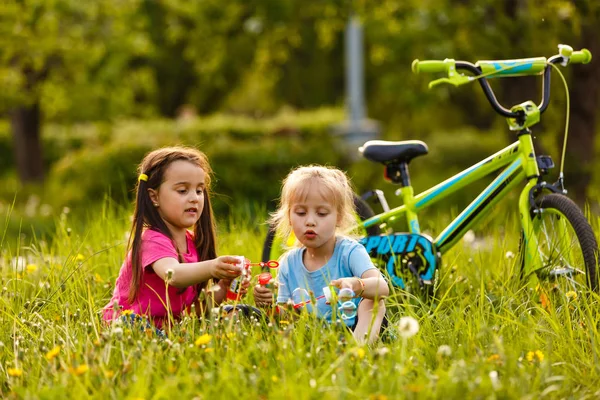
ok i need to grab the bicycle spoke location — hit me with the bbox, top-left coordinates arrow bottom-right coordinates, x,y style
534,208 -> 587,293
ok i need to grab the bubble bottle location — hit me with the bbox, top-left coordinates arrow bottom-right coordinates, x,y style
226,256 -> 250,300
258,272 -> 275,289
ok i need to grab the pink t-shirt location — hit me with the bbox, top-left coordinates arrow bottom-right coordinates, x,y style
103,229 -> 199,327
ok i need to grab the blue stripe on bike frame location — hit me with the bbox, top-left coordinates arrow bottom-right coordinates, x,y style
436,158 -> 522,246
363,216 -> 381,228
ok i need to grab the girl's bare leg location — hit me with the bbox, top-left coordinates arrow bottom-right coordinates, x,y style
353,298 -> 386,344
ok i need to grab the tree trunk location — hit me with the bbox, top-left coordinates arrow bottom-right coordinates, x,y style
560,19 -> 600,206
10,102 -> 44,183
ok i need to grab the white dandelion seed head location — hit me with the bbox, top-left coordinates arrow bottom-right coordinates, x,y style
463,230 -> 476,244
375,347 -> 390,357
397,316 -> 420,338
489,370 -> 501,389
505,251 -> 515,259
437,344 -> 452,357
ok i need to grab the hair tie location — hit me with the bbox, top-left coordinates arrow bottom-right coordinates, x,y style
138,173 -> 148,182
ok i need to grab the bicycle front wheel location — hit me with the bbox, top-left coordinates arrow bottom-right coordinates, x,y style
523,193 -> 598,293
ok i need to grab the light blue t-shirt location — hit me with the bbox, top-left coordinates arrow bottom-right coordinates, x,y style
276,237 -> 380,326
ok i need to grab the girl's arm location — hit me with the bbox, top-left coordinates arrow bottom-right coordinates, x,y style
152,256 -> 243,288
330,269 -> 389,300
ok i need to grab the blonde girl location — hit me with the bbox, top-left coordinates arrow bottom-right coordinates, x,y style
254,165 -> 389,343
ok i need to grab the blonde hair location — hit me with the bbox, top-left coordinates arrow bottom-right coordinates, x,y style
270,165 -> 357,242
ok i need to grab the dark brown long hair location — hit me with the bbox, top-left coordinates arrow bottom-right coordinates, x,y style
127,146 -> 217,303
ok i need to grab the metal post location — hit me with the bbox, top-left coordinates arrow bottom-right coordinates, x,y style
346,15 -> 365,126
333,14 -> 380,159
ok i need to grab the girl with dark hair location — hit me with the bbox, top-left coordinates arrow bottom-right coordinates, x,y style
103,146 -> 247,327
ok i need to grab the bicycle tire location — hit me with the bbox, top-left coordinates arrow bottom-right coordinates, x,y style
521,193 -> 598,293
261,193 -> 381,263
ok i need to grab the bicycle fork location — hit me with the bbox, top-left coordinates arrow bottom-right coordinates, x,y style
518,130 -> 545,282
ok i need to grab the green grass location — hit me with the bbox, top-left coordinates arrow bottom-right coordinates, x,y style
1,202 -> 600,399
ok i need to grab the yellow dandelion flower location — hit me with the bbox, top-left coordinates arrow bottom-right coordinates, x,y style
566,291 -> 577,300
204,348 -> 213,353
26,264 -> 38,273
194,334 -> 212,346
535,350 -> 544,362
104,370 -> 115,378
271,375 -> 279,383
279,320 -> 290,325
526,351 -> 535,362
69,364 -> 89,376
76,254 -> 85,262
539,292 -> 551,310
526,350 -> 544,363
487,354 -> 501,362
7,368 -> 23,377
121,309 -> 134,316
356,348 -> 366,359
45,345 -> 61,361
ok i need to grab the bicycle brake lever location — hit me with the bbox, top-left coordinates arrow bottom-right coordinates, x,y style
428,75 -> 473,89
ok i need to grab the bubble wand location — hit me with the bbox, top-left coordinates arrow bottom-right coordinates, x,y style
226,258 -> 279,300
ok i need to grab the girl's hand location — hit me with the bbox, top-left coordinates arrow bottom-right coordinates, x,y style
254,285 -> 274,308
330,277 -> 354,290
210,256 -> 243,280
330,277 -> 362,296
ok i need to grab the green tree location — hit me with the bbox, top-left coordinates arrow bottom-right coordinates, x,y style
0,0 -> 150,183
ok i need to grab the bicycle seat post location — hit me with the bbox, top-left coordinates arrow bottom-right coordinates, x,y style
386,162 -> 411,187
387,162 -> 421,234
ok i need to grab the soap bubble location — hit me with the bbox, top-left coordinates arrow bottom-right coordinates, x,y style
339,301 -> 357,320
338,288 -> 355,303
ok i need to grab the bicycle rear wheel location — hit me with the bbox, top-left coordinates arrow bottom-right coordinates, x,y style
523,193 -> 598,293
261,194 -> 380,263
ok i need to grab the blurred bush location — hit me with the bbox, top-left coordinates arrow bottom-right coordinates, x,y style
42,108 -> 348,216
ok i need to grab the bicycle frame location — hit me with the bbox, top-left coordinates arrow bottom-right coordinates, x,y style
359,129 -> 544,275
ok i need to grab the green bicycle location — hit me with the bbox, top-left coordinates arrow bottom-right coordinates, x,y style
262,44 -> 598,297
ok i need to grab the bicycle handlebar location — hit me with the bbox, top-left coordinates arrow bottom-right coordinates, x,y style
411,59 -> 449,74
570,49 -> 592,64
412,45 -> 592,120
